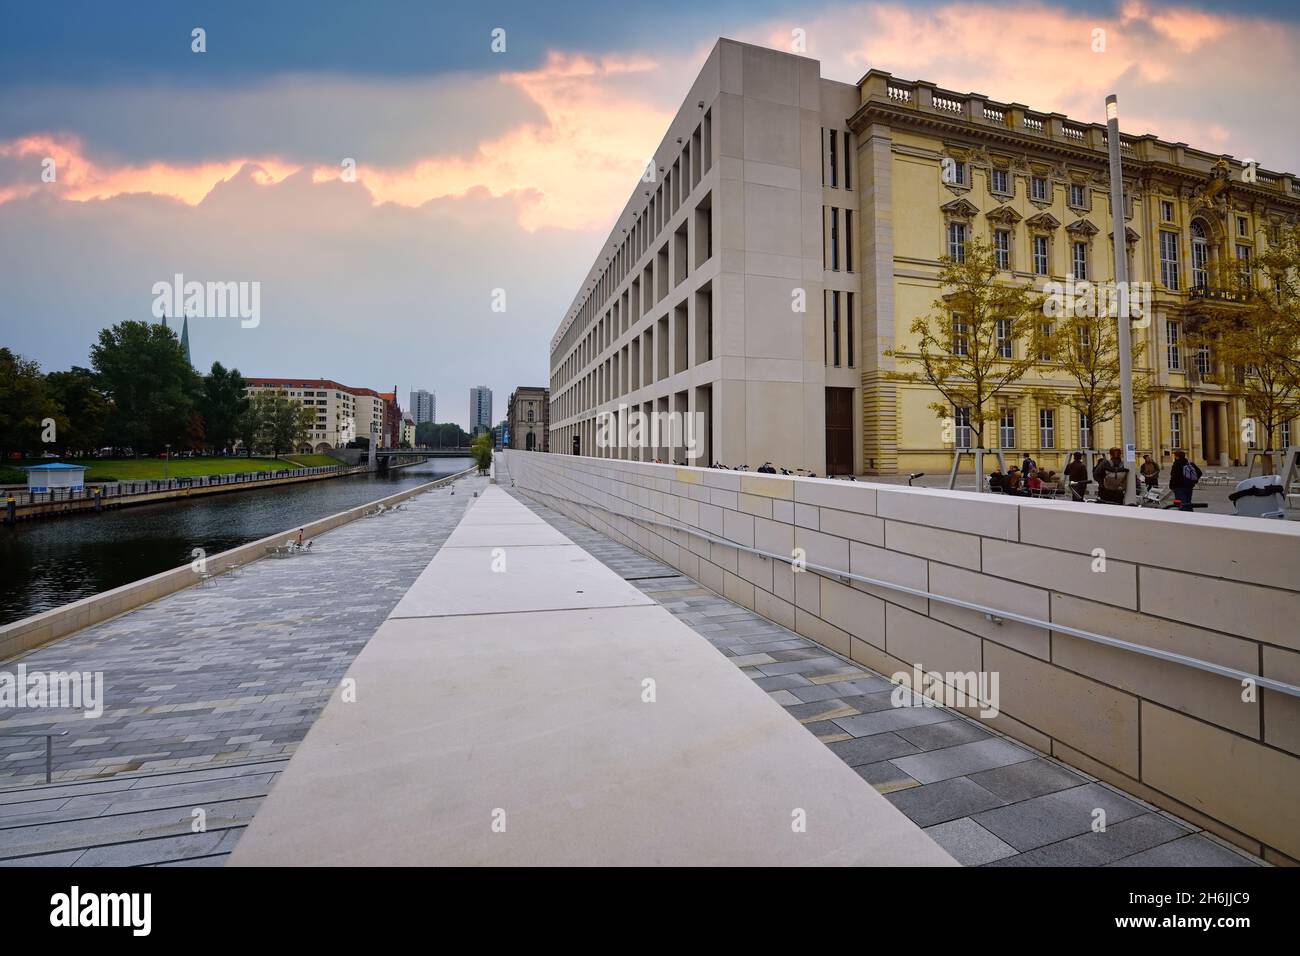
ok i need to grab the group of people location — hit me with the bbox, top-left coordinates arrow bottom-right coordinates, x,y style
996,449 -> 1203,510
988,455 -> 1064,497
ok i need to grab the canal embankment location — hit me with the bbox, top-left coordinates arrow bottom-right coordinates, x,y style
0,465 -> 474,662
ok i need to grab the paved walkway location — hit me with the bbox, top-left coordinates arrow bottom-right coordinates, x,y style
500,467 -> 1263,867
230,484 -> 954,866
0,475 -> 486,866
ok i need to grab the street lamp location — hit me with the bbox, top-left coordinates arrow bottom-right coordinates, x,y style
1105,94 -> 1138,503
164,443 -> 171,485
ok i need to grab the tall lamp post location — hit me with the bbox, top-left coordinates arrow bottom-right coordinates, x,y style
1105,94 -> 1138,503
164,443 -> 171,485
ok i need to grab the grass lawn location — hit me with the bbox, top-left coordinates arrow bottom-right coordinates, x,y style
3,456 -> 338,482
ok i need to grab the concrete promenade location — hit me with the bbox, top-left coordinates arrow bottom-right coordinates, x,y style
501,482 -> 1262,867
0,475 -> 484,865
231,484 -> 956,866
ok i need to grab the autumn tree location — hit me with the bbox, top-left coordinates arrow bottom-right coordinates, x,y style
1035,301 -> 1156,452
886,236 -> 1045,482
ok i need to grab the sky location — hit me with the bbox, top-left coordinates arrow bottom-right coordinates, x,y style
1,0 -> 1297,429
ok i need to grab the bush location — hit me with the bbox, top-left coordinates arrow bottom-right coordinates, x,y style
470,433 -> 493,474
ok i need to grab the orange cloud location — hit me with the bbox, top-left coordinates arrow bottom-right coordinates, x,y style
1,52 -> 675,234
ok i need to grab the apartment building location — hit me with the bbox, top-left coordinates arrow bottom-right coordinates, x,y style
470,386 -> 494,435
507,387 -> 550,452
244,377 -> 385,452
409,389 -> 436,425
549,37 -> 1300,475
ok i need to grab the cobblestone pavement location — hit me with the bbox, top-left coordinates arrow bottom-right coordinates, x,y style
501,483 -> 1263,867
0,475 -> 487,787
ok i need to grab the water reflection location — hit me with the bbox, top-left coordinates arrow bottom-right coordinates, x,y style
0,459 -> 474,625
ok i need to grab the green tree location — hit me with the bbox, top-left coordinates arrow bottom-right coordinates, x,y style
0,348 -> 60,458
244,389 -> 316,456
45,366 -> 111,456
235,394 -> 266,457
886,236 -> 1045,463
1035,306 -> 1156,451
198,362 -> 248,453
90,321 -> 201,454
470,429 -> 493,474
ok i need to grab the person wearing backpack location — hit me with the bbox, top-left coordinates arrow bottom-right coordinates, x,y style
1169,450 -> 1202,511
1139,454 -> 1160,490
1094,447 -> 1129,505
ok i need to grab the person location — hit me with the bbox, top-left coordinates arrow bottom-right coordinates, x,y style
1139,454 -> 1160,490
988,468 -> 1005,493
1022,454 -> 1037,475
1094,447 -> 1129,505
1026,468 -> 1044,494
1065,452 -> 1089,501
296,528 -> 305,547
1004,466 -> 1026,496
4,494 -> 14,525
1169,450 -> 1202,511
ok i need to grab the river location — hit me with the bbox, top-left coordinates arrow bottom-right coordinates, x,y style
0,458 -> 474,626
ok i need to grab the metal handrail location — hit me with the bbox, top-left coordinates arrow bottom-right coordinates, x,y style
527,481 -> 1300,699
0,730 -> 69,783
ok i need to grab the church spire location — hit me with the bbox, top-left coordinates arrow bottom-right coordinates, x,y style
180,314 -> 192,366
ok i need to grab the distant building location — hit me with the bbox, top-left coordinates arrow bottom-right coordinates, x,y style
470,386 -> 493,435
409,389 -> 436,424
508,387 -> 550,452
493,420 -> 507,448
401,418 -> 416,448
379,390 -> 402,448
245,378 -> 385,452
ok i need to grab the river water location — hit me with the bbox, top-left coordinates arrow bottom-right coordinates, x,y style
0,458 -> 474,626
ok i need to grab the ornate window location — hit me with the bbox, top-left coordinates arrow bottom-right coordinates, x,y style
1191,221 -> 1210,289
1040,409 -> 1055,449
1031,176 -> 1048,202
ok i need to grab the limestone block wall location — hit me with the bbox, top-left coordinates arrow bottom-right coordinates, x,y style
504,450 -> 1300,864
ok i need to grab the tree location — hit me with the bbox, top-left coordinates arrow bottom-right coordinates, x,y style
198,362 -> 247,453
235,396 -> 265,457
1035,304 -> 1156,452
90,321 -> 202,455
0,349 -> 60,458
261,390 -> 317,455
886,237 -> 1045,477
417,421 -> 469,448
470,429 -> 493,475
45,366 -> 111,456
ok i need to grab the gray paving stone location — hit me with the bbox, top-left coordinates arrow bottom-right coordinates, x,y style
750,674 -> 813,692
885,777 -> 1007,828
966,757 -> 1089,803
973,783 -> 1147,852
890,737 -> 1037,785
924,817 -> 1018,866
895,718 -> 992,751
1106,834 -> 1260,867
852,760 -> 917,791
790,677 -> 894,703
985,812 -> 1193,867
832,703 -> 959,738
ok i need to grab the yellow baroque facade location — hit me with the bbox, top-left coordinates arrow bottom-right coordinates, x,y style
850,70 -> 1300,476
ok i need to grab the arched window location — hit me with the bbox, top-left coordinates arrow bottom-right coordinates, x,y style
1191,220 -> 1210,289
528,409 -> 535,422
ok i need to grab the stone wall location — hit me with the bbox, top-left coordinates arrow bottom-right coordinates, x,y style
504,451 -> 1300,863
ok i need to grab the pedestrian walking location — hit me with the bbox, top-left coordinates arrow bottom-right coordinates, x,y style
1065,452 -> 1089,502
1169,450 -> 1202,511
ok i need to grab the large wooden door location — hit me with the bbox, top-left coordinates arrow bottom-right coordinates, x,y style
825,387 -> 854,476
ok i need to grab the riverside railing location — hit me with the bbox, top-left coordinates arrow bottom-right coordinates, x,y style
3,463 -> 362,508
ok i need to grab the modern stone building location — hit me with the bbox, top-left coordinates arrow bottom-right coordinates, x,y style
548,37 -> 1300,475
508,387 -> 551,452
